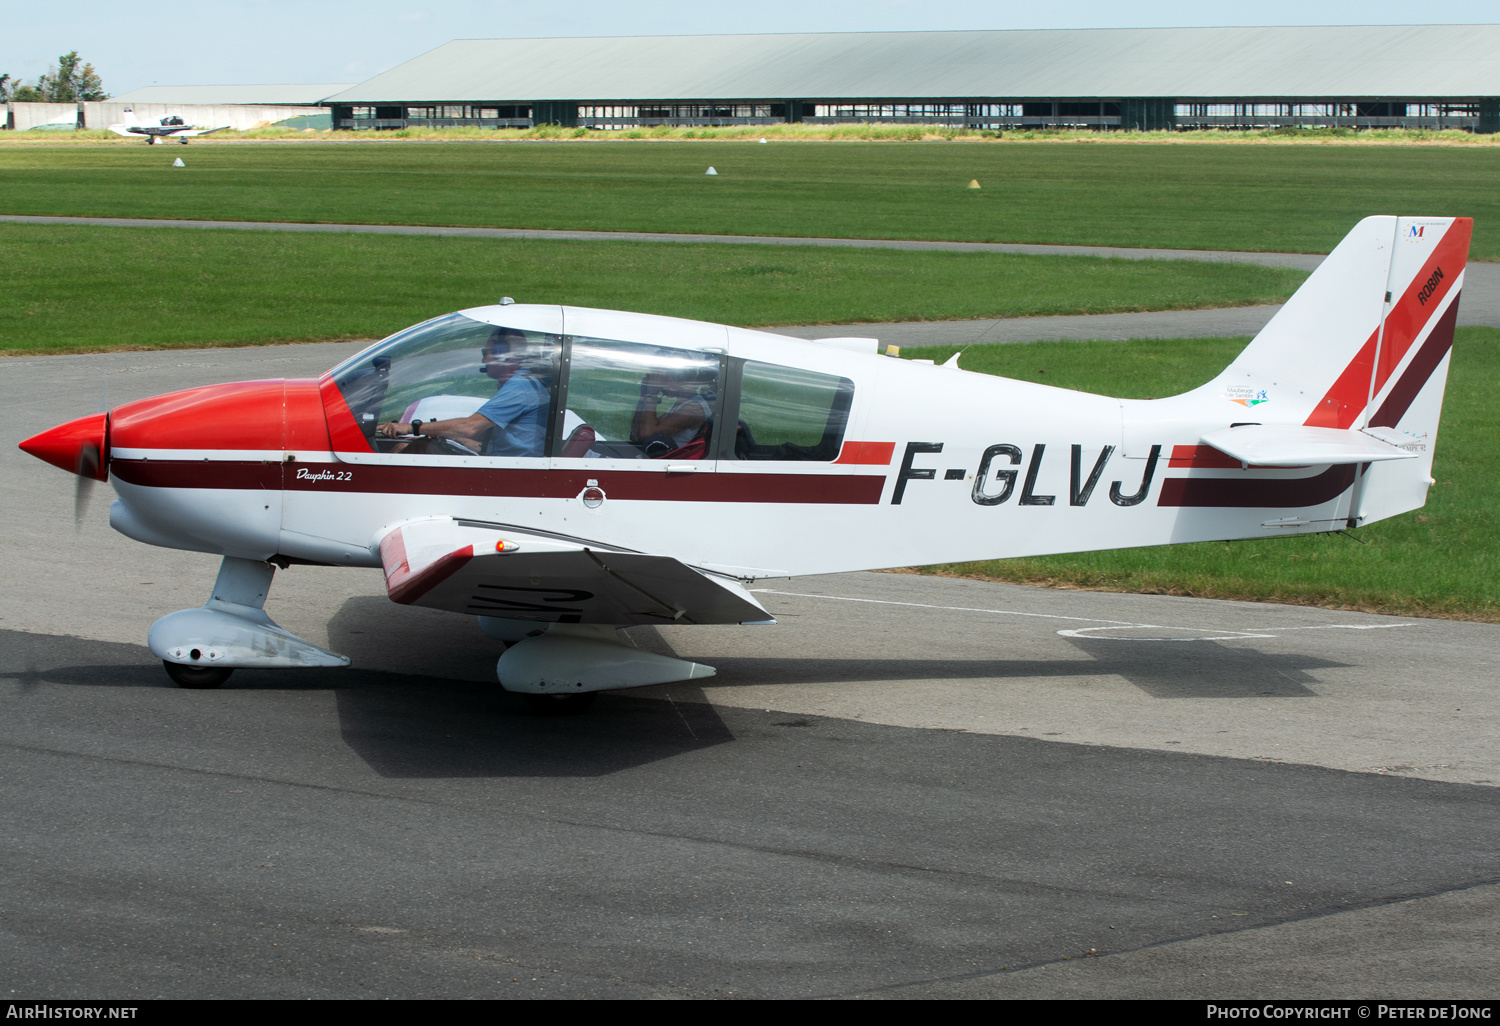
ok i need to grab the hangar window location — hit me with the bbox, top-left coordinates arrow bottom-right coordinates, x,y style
329,313 -> 560,459
729,361 -> 852,462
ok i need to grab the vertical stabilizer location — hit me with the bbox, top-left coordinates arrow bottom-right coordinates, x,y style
1203,216 -> 1470,526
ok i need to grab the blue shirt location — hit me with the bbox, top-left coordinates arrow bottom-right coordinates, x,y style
476,372 -> 549,457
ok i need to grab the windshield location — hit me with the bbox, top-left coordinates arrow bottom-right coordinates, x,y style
330,313 -> 560,453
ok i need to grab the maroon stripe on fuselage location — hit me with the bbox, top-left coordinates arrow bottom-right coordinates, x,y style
110,459 -> 887,504
111,460 -> 284,490
1157,465 -> 1356,508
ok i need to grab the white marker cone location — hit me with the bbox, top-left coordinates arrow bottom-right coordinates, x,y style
705,166 -> 718,175
759,137 -> 767,144
967,179 -> 981,189
173,157 -> 186,167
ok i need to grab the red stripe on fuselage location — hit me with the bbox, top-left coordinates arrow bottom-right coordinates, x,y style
1169,445 -> 1239,469
1167,444 -> 1304,471
834,441 -> 896,465
110,458 -> 887,504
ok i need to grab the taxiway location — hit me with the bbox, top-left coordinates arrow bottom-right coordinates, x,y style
2,342 -> 1496,999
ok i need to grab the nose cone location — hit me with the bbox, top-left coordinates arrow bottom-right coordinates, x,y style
19,412 -> 109,481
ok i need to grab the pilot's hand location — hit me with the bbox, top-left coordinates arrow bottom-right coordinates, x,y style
377,421 -> 412,438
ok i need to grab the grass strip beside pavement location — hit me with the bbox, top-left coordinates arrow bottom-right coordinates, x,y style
901,332 -> 1500,621
2,141 -> 1498,260
0,223 -> 1304,355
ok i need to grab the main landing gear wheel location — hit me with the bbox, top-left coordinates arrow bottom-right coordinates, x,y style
163,660 -> 233,689
524,692 -> 598,716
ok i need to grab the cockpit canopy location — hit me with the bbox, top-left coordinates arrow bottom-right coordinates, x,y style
329,312 -> 854,462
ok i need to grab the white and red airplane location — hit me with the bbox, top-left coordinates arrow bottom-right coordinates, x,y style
20,216 -> 1469,712
107,109 -> 229,144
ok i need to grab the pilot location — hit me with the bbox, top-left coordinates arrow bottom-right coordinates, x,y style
377,327 -> 555,456
631,363 -> 715,456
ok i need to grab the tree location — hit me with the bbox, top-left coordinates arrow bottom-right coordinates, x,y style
31,52 -> 108,102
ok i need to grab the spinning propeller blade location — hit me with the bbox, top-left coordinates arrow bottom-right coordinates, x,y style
74,443 -> 100,529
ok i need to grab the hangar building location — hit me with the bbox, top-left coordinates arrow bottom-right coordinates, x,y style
323,25 -> 1500,133
4,83 -> 352,132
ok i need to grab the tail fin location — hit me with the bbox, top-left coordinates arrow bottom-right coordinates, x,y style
1206,215 -> 1470,524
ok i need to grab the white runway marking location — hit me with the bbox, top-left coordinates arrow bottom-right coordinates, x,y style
1060,623 -> 1419,642
751,588 -> 1418,643
751,589 -> 1139,626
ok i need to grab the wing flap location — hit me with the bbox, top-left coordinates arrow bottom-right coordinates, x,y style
378,518 -> 772,626
1199,424 -> 1418,468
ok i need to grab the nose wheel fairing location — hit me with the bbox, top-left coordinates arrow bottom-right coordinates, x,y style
150,557 -> 349,685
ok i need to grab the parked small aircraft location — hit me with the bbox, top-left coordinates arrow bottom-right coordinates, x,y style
107,109 -> 229,144
20,216 -> 1470,712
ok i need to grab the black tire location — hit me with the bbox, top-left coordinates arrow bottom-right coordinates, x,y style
163,660 -> 233,689
524,692 -> 598,716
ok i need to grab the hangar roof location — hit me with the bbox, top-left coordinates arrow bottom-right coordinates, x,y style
325,26 -> 1500,103
110,84 -> 355,105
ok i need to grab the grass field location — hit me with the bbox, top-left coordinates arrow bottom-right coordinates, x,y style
903,331 -> 1500,621
0,223 -> 1306,355
4,135 -> 1488,618
2,141 -> 1497,259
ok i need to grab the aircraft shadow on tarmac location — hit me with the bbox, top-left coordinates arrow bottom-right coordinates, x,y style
1060,637 -> 1339,698
0,628 -> 737,779
695,643 -> 1344,699
332,682 -> 734,779
3,624 -> 1349,783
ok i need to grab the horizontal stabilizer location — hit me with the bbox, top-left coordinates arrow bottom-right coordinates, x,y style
378,518 -> 773,626
1199,424 -> 1418,467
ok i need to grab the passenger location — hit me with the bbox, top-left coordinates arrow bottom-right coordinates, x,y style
377,327 -> 555,456
631,364 -> 715,457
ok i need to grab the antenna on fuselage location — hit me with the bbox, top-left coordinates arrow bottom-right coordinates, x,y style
944,282 -> 1050,369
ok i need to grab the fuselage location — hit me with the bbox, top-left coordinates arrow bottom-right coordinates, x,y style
88,304 -> 1389,582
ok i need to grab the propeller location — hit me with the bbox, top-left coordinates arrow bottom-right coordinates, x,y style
19,409 -> 110,529
76,378 -> 110,530
74,442 -> 100,530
